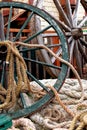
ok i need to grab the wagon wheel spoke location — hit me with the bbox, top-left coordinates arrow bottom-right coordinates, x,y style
43,10 -> 72,32
78,40 -> 87,62
6,6 -> 13,40
74,41 -> 82,77
73,0 -> 80,27
0,9 -> 5,40
78,16 -> 87,28
69,39 -> 75,62
67,39 -> 75,77
13,11 -> 34,42
34,13 -> 63,77
24,57 -> 61,70
27,71 -> 49,92
80,38 -> 87,47
65,0 -> 73,27
53,0 -> 72,27
51,36 -> 72,64
58,20 -> 71,32
24,25 -> 52,43
68,36 -> 73,43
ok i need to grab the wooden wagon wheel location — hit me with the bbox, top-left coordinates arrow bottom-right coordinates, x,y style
36,0 -> 87,78
0,1 -> 69,122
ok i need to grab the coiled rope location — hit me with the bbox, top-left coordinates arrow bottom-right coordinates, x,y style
30,79 -> 87,130
69,110 -> 87,130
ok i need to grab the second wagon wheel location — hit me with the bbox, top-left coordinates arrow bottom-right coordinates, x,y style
36,0 -> 87,78
0,2 -> 69,119
53,0 -> 87,78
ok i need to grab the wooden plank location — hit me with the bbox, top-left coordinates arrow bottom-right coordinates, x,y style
4,28 -> 31,33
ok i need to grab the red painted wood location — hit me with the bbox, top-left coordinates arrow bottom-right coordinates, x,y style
60,0 -> 76,5
52,37 -> 60,66
29,0 -> 34,5
2,0 -> 12,1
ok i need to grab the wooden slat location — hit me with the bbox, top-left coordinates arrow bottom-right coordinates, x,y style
4,28 -> 31,33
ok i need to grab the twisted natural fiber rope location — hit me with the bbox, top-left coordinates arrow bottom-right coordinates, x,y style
0,41 -> 30,109
6,52 -> 16,109
69,110 -> 87,130
47,85 -> 74,117
8,117 -> 36,130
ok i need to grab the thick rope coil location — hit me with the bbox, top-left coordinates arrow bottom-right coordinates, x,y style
8,118 -> 36,130
16,57 -> 23,96
0,84 -> 7,95
5,52 -> 16,109
69,110 -> 87,130
42,106 -> 62,121
6,46 -> 11,63
0,41 -> 30,109
29,79 -> 87,130
0,51 -> 13,109
20,62 -> 30,92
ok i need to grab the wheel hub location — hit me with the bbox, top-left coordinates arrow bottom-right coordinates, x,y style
71,28 -> 83,40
